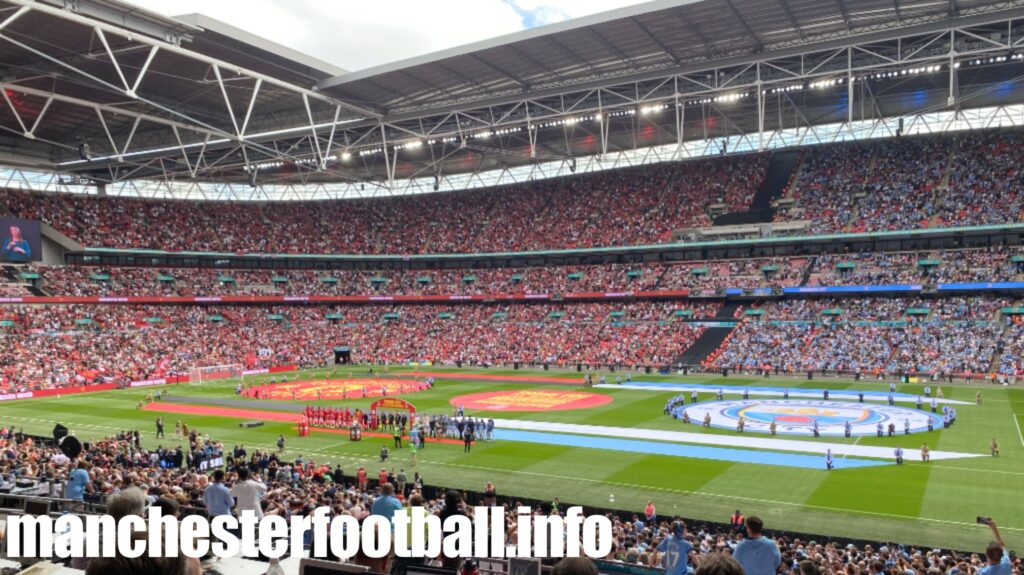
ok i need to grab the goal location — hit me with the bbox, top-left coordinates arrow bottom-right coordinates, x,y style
189,364 -> 245,385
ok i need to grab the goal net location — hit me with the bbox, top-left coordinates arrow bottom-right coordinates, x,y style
189,364 -> 245,385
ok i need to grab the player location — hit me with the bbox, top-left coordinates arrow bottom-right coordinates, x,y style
844,420 -> 851,438
904,419 -> 910,435
825,449 -> 833,471
812,419 -> 820,437
916,396 -> 923,410
895,446 -> 904,464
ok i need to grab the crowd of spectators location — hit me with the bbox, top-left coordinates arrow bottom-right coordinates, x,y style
810,248 -> 1023,286
774,138 -> 945,233
3,131 -> 1024,257
34,264 -> 670,297
938,130 -> 1024,226
0,301 -> 719,391
706,297 -> 1016,376
1,154 -> 769,255
2,424 -> 1018,575
776,129 -> 1024,234
20,246 -> 1021,299
29,256 -> 825,298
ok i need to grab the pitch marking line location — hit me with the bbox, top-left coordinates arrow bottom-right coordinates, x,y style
4,414 -> 1022,533
1014,413 -> 1024,448
490,418 -> 984,461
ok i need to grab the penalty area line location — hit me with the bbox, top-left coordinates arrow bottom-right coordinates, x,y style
1014,413 -> 1024,448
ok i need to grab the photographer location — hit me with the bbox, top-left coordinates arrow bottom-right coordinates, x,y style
979,519 -> 1012,575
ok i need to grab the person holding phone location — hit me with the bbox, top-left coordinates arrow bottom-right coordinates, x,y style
978,519 -> 1011,575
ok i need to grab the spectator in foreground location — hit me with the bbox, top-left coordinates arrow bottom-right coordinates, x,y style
650,520 -> 693,575
202,469 -> 233,518
553,557 -> 599,575
370,482 -> 405,527
732,516 -> 780,575
695,553 -> 745,575
980,519 -> 1012,575
229,467 -> 266,519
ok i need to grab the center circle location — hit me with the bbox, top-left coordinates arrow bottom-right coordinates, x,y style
679,399 -> 944,436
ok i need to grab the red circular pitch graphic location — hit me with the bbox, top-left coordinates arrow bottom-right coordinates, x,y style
244,378 -> 429,401
450,389 -> 613,412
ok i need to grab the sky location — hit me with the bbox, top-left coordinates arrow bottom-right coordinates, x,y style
122,0 -> 651,72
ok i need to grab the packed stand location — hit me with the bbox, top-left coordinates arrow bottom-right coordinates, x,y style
810,248 -> 1023,286
705,297 -> 1011,377
0,301 -> 714,391
939,130 -> 1024,226
1,155 -> 769,255
3,425 -> 1018,575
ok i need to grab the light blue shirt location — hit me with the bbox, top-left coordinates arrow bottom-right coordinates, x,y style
733,536 -> 781,575
657,536 -> 692,575
203,482 -> 234,516
978,550 -> 1011,575
370,495 -> 404,527
66,468 -> 89,501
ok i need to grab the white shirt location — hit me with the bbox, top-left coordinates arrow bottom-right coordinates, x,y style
230,479 -> 266,518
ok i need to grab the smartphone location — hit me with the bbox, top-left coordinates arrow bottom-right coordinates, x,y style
976,516 -> 992,525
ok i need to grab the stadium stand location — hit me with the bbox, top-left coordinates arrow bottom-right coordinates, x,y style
3,425 -> 1015,575
0,155 -> 770,255
705,297 -> 1014,377
4,1 -> 1024,572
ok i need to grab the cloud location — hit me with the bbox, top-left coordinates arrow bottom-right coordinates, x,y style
123,0 -> 647,71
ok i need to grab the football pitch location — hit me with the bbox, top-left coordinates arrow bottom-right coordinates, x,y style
2,365 -> 1022,551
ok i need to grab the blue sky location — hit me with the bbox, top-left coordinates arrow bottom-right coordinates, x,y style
124,0 -> 648,71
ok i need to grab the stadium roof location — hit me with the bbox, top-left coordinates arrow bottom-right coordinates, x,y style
318,0 -> 1017,115
2,0 -> 1024,199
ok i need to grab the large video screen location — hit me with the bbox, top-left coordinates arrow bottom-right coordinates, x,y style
0,217 -> 41,263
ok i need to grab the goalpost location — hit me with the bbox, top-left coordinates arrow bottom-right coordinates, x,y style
189,364 -> 245,386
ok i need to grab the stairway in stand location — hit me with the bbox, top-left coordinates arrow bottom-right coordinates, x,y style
669,303 -> 743,367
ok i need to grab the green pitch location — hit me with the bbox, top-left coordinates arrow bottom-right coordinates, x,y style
1,365 -> 1021,551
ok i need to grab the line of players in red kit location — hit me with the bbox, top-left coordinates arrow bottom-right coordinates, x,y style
301,405 -> 369,429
